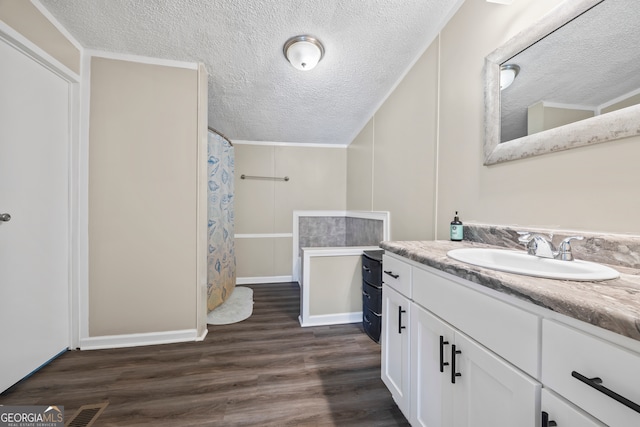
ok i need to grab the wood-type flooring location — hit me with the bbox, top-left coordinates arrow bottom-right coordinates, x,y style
0,282 -> 409,426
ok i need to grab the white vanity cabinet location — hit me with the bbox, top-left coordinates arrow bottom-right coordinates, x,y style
410,304 -> 453,426
409,273 -> 539,427
382,253 -> 539,426
382,250 -> 640,427
381,254 -> 413,414
381,283 -> 411,415
542,320 -> 640,426
450,331 -> 539,427
412,266 -> 539,378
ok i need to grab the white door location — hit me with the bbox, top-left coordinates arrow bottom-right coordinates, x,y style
453,332 -> 540,427
411,304 -> 454,427
381,284 -> 411,416
0,37 -> 70,392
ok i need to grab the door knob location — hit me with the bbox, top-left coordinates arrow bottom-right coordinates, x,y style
0,213 -> 10,222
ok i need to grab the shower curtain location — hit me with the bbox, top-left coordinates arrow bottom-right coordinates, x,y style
207,130 -> 236,311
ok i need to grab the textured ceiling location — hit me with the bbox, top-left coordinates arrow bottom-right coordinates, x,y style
501,0 -> 640,142
39,0 -> 463,145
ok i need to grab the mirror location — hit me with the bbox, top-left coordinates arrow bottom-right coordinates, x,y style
483,0 -> 640,165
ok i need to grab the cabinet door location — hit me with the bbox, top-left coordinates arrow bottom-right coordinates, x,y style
412,266 -> 540,378
381,284 -> 411,416
541,389 -> 605,427
453,332 -> 541,427
411,304 -> 454,427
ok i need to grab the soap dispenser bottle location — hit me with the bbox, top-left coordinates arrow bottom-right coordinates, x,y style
450,211 -> 463,241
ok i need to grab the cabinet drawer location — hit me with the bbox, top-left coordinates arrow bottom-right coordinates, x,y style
362,252 -> 383,286
363,307 -> 381,343
362,281 -> 382,314
382,254 -> 412,297
541,389 -> 605,427
412,267 -> 539,378
542,320 -> 640,427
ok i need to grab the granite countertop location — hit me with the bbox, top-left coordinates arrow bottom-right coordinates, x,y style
380,240 -> 640,342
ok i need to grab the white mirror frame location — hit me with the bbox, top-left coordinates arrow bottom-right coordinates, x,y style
484,0 -> 640,165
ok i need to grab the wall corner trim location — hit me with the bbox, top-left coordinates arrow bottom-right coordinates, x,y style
85,49 -> 199,70
233,140 -> 348,148
0,21 -> 79,81
30,0 -> 84,52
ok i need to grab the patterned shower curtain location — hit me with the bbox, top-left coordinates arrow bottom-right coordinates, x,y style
207,130 -> 236,312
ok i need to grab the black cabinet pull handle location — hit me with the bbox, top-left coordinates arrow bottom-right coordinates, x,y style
571,371 -> 640,414
451,344 -> 462,384
384,270 -> 399,279
541,411 -> 557,427
439,335 -> 450,373
398,306 -> 406,334
362,265 -> 371,272
362,290 -> 371,299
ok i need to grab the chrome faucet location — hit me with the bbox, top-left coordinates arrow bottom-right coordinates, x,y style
517,232 -> 583,261
556,236 -> 584,261
519,233 -> 555,258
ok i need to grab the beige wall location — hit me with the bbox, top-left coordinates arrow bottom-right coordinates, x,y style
349,0 -> 640,239
602,92 -> 640,114
347,39 -> 439,241
437,0 -> 640,236
0,0 -> 80,74
308,255 -> 362,316
235,237 -> 292,278
528,102 -> 594,135
346,119 -> 374,211
89,57 -> 200,336
234,144 -> 347,280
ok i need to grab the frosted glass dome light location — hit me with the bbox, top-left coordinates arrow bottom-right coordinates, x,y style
500,64 -> 520,90
284,36 -> 324,71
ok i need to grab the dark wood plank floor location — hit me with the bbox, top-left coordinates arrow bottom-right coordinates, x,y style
0,282 -> 409,426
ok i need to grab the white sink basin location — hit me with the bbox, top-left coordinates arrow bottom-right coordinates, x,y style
447,248 -> 619,281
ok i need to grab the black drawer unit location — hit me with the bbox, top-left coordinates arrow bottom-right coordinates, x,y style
363,307 -> 381,343
362,249 -> 384,343
362,281 -> 382,313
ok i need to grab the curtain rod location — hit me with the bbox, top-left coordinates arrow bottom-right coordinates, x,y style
207,126 -> 234,147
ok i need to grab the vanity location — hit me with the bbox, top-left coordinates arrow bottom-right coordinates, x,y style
379,234 -> 640,427
379,0 -> 640,424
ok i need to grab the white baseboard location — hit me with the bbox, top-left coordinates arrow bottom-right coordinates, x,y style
298,312 -> 362,328
236,275 -> 293,285
195,328 -> 208,342
79,329 -> 199,350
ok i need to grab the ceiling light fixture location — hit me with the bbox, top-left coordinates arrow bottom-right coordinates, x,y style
283,35 -> 324,71
500,64 -> 520,90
